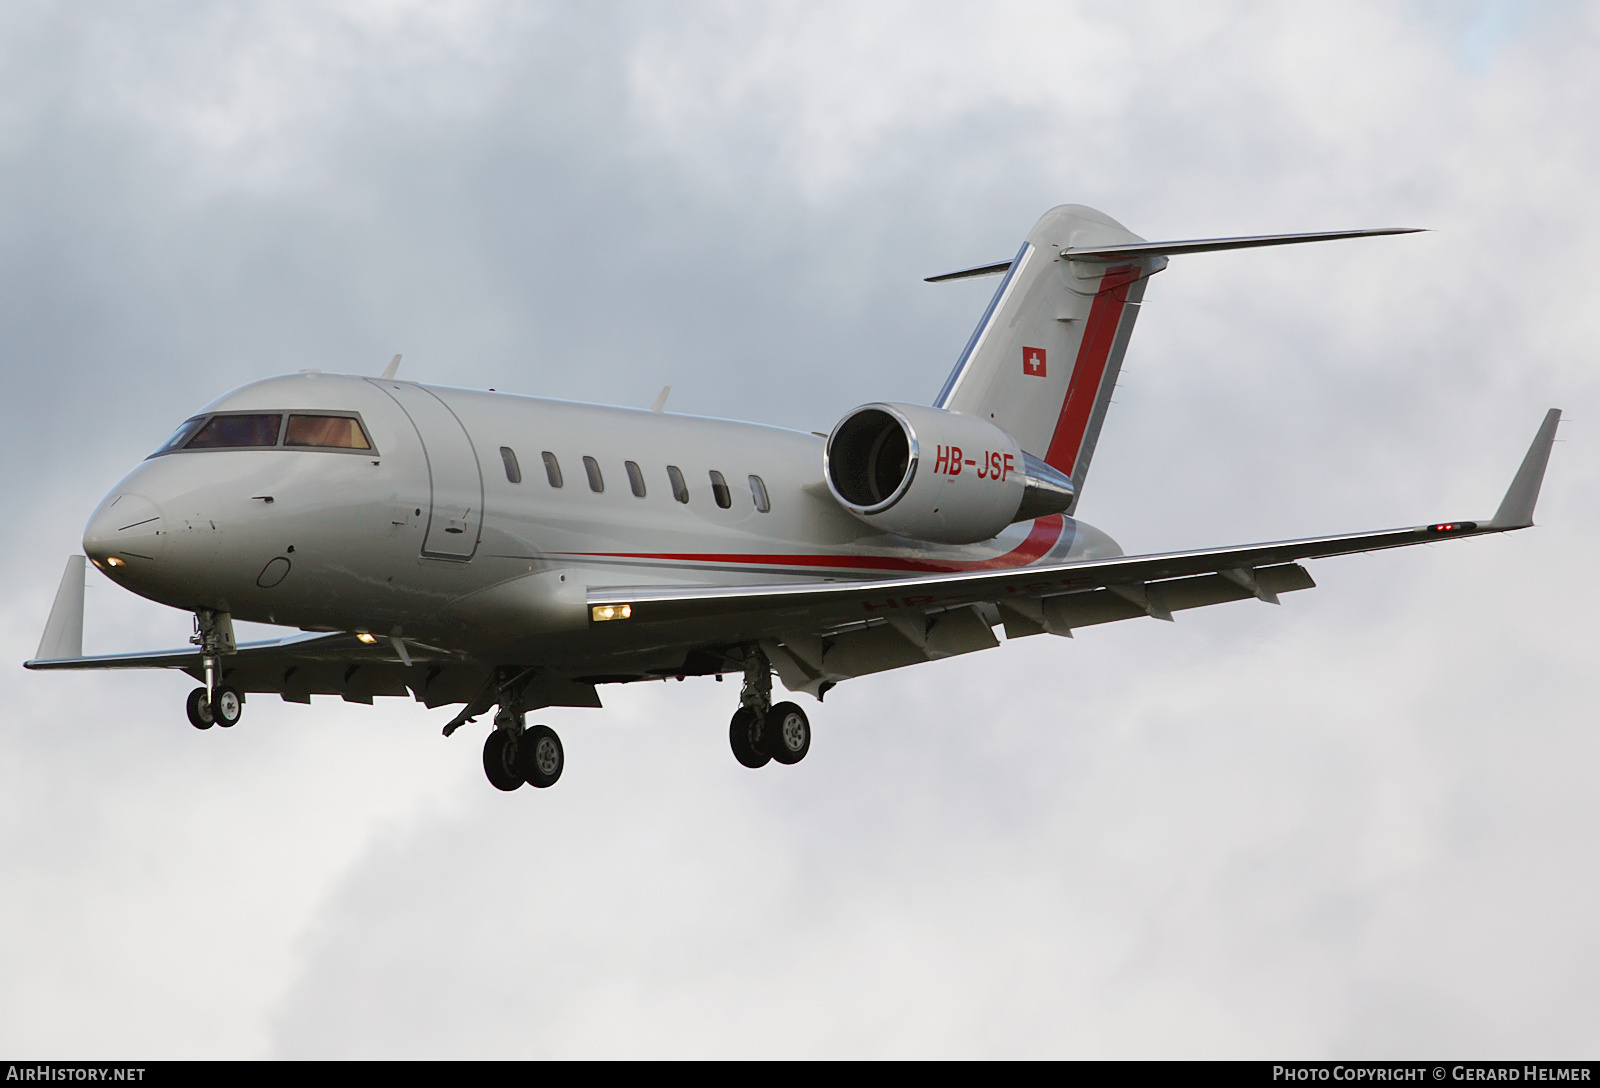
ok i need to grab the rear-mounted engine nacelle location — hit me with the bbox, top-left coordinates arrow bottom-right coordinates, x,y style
826,402 -> 1060,544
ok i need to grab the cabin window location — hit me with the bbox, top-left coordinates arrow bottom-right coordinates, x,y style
500,447 -> 522,484
186,414 -> 283,449
583,455 -> 604,493
709,470 -> 732,509
667,465 -> 689,504
542,451 -> 563,488
749,474 -> 771,513
625,460 -> 647,498
285,414 -> 371,450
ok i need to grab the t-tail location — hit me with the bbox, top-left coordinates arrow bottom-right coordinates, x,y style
929,205 -> 1421,510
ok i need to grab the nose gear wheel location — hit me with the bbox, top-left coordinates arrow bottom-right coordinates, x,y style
186,687 -> 215,730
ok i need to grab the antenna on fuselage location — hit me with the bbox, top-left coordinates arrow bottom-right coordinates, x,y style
651,386 -> 671,414
380,354 -> 402,380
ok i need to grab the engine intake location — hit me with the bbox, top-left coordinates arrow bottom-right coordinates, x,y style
825,402 -> 1074,544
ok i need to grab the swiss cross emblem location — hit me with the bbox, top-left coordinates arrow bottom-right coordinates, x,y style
1022,346 -> 1047,377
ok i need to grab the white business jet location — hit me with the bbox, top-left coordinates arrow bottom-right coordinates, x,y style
24,205 -> 1560,792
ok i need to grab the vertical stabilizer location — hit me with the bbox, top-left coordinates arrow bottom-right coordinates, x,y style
36,555 -> 86,661
934,205 -> 1163,504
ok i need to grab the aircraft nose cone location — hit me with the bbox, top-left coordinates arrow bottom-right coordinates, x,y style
83,493 -> 167,571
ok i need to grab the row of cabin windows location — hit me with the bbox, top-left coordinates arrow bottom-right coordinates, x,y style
498,447 -> 772,513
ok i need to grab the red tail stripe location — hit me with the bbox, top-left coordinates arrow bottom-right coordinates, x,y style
563,515 -> 1065,575
1044,264 -> 1142,475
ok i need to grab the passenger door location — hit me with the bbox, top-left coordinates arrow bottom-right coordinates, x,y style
370,380 -> 484,560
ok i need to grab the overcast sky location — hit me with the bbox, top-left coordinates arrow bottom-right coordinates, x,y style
2,0 -> 1597,1059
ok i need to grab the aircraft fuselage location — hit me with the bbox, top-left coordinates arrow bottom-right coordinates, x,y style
82,372 -> 1121,669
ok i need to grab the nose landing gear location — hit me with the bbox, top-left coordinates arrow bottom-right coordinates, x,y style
185,609 -> 242,730
727,645 -> 811,770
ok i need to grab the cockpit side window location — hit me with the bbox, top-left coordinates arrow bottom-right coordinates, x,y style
154,417 -> 207,455
186,414 -> 283,449
285,414 -> 372,450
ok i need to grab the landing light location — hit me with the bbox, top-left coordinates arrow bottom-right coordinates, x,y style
355,632 -> 378,644
592,604 -> 632,622
106,557 -> 125,568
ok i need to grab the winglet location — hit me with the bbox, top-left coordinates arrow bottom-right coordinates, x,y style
34,556 -> 86,661
1489,409 -> 1561,529
380,354 -> 402,380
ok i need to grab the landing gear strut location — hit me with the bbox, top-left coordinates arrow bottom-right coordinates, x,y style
728,645 -> 811,769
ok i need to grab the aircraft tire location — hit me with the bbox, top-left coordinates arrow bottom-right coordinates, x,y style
729,707 -> 770,769
766,702 -> 810,765
212,686 -> 243,728
518,725 -> 564,788
482,730 -> 524,791
185,687 -> 215,730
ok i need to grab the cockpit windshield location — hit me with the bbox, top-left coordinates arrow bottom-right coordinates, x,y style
154,417 -> 207,454
150,412 -> 375,457
187,414 -> 283,449
285,414 -> 370,449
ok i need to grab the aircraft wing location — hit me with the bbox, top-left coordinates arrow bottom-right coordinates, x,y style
589,409 -> 1560,693
26,629 -> 356,672
24,624 -> 486,708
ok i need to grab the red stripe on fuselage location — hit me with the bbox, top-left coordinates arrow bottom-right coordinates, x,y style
561,515 -> 1066,575
1044,264 -> 1142,475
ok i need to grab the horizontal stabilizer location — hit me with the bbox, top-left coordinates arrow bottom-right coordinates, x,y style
925,227 -> 1422,281
1490,408 -> 1561,528
1065,227 -> 1422,261
924,260 -> 1017,283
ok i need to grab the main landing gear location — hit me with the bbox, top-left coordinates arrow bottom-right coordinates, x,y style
728,645 -> 812,770
442,668 -> 569,793
186,608 -> 242,730
482,707 -> 564,792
